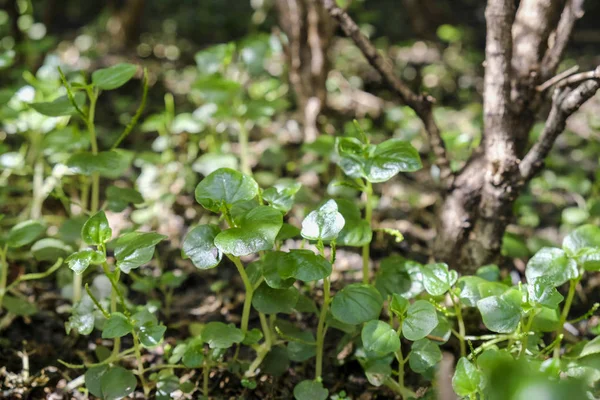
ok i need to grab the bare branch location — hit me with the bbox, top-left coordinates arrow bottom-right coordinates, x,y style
536,65 -> 579,91
540,0 -> 585,81
321,0 -> 453,187
556,65 -> 600,88
520,70 -> 600,180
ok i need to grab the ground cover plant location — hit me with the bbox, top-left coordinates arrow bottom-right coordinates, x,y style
1,0 -> 600,399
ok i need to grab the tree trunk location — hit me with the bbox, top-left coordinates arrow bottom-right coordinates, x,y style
275,0 -> 334,142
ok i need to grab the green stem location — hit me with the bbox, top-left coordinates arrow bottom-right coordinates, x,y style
111,68 -> 149,150
395,329 -> 405,387
520,309 -> 538,358
245,313 -> 273,377
229,256 -> 253,334
203,353 -> 210,397
238,120 -> 251,176
132,331 -> 150,397
451,294 -> 466,357
361,181 -> 373,284
315,276 -> 330,379
0,245 -> 8,310
554,278 -> 579,359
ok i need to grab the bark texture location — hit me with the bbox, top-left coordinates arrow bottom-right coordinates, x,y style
275,0 -> 334,142
321,0 -> 600,273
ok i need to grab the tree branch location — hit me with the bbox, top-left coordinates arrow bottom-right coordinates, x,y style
540,0 -> 585,81
520,70 -> 600,180
321,0 -> 453,187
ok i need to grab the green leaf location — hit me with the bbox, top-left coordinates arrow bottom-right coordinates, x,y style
389,294 -> 409,317
138,323 -> 167,348
102,312 -> 133,339
374,256 -> 416,298
452,357 -> 482,396
195,43 -> 235,74
85,365 -> 108,398
331,283 -> 383,325
82,211 -> 112,245
364,362 -> 392,387
201,322 -> 244,349
531,306 -> 560,332
528,277 -> 564,308
263,181 -> 301,213
182,342 -> 205,367
114,232 -> 166,273
30,92 -> 85,117
100,366 -> 137,400
92,63 -> 138,90
106,186 -> 144,212
67,151 -> 132,177
421,263 -> 457,296
66,298 -> 95,335
293,380 -> 328,400
403,300 -> 439,341
31,238 -> 72,261
182,224 -> 222,269
66,249 -> 106,274
3,295 -> 37,316
280,249 -> 332,282
477,289 -> 522,333
242,328 -> 263,345
7,220 -> 45,248
262,346 -> 290,377
194,168 -> 259,213
336,198 -> 372,247
361,320 -> 400,355
301,199 -> 345,241
563,225 -> 600,270
408,338 -> 442,373
581,336 -> 600,357
259,252 -> 295,289
525,247 -> 578,287
457,276 -> 488,307
252,284 -> 299,314
336,137 -> 422,183
214,206 -> 283,256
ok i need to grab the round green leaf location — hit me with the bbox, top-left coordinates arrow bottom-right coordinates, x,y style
408,338 -> 442,373
182,343 -> 205,368
527,277 -> 564,308
67,151 -> 132,177
260,252 -> 295,289
82,211 -> 112,245
114,232 -> 166,273
102,312 -> 133,339
182,224 -> 222,269
85,365 -> 108,398
563,225 -> 600,270
100,366 -> 137,400
403,300 -> 439,341
293,380 -> 328,400
106,186 -> 144,212
31,238 -> 72,261
66,249 -> 106,274
457,276 -> 488,307
214,206 -> 283,256
280,249 -> 332,282
374,256 -> 415,298
331,283 -> 383,325
92,63 -> 138,90
301,199 -> 345,241
263,181 -> 301,213
194,168 -> 259,213
366,139 -> 422,182
252,284 -> 299,314
421,263 -> 457,296
477,289 -> 522,333
362,320 -> 400,355
525,247 -> 578,287
202,322 -> 244,349
452,357 -> 482,396
364,362 -> 392,387
138,323 -> 167,348
7,220 -> 45,248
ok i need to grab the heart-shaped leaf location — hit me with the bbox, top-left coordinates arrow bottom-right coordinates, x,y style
201,321 -> 244,349
114,232 -> 166,273
293,380 -> 328,400
525,247 -> 578,287
477,289 -> 522,333
214,206 -> 282,256
457,276 -> 488,307
260,251 -> 295,289
336,198 -> 372,247
263,181 -> 302,213
92,63 -> 138,90
362,320 -> 400,355
99,366 -> 137,400
106,186 -> 144,212
102,312 -> 133,339
301,199 -> 345,242
182,224 -> 222,269
195,168 -> 259,213
252,283 -> 299,314
408,338 -> 442,373
66,249 -> 106,274
452,357 -> 482,396
421,263 -> 457,296
403,300 -> 439,341
279,249 -> 332,282
331,283 -> 383,325
82,211 -> 112,245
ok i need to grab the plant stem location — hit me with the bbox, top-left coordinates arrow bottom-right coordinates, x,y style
132,331 -> 150,396
520,309 -> 537,358
361,180 -> 373,284
554,278 -> 579,359
87,89 -> 99,214
238,120 -> 251,176
0,245 -> 8,310
451,294 -> 466,357
315,276 -> 331,379
203,354 -> 210,397
245,313 -> 273,377
230,256 -> 253,334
